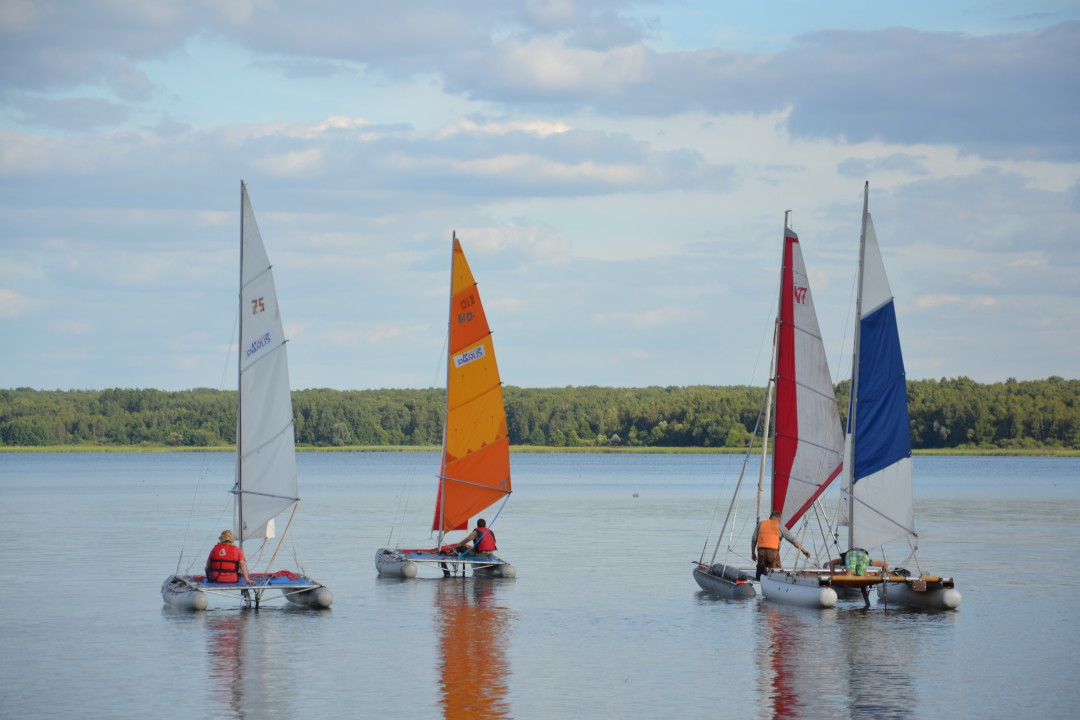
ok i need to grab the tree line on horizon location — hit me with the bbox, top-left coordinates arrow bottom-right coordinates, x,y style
0,377 -> 1077,451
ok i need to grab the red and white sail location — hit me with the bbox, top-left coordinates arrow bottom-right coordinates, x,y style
772,227 -> 845,528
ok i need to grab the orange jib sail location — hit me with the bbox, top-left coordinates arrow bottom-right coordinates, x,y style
432,236 -> 511,533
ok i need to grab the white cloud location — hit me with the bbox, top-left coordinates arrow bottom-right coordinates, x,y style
0,289 -> 34,317
594,306 -> 689,327
53,319 -> 94,334
1,2 -> 1077,391
436,117 -> 571,139
363,324 -> 431,345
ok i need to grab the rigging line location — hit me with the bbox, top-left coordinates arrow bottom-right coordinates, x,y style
451,495 -> 511,561
874,546 -> 895,573
843,491 -> 916,536
178,307 -> 240,565
809,501 -> 836,564
263,501 -> 300,573
703,386 -> 770,565
700,227 -> 782,563
390,459 -> 422,546
906,534 -> 924,576
485,494 -> 510,527
752,267 -> 784,388
834,233 -> 860,388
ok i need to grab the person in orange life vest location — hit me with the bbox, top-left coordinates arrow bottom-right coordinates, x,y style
455,518 -> 497,557
206,529 -> 252,584
751,510 -> 809,580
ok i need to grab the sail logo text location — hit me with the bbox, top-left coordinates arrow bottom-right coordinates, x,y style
246,332 -> 272,358
793,286 -> 809,304
454,345 -> 485,368
457,311 -> 474,324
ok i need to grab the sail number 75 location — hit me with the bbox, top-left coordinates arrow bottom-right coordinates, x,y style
251,297 -> 266,315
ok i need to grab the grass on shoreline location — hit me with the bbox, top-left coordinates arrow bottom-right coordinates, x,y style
1,444 -> 1077,457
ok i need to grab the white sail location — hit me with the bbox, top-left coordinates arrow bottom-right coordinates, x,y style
773,227 -> 845,526
236,183 -> 299,544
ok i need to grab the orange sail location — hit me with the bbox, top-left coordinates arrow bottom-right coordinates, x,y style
432,234 -> 511,534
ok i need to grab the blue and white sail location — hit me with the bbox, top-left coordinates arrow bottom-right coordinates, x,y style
838,183 -> 915,552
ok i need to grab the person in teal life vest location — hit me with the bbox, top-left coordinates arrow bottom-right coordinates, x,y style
206,529 -> 252,584
455,518 -> 497,557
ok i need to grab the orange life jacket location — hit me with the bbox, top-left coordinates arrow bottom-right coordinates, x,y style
206,543 -> 244,582
756,517 -> 781,550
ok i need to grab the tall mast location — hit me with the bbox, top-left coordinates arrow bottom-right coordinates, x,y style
237,181 -> 245,547
436,231 -> 456,547
757,211 -> 788,521
848,181 -> 870,550
757,327 -> 776,522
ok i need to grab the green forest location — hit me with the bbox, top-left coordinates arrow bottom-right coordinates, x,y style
1,377 -> 1077,452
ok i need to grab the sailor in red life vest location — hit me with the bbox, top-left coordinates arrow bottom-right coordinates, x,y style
206,529 -> 252,584
455,518 -> 497,557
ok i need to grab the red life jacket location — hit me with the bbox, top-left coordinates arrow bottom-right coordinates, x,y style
475,527 -> 497,552
206,543 -> 244,582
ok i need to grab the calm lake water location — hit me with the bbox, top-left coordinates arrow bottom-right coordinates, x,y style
1,452 -> 1078,719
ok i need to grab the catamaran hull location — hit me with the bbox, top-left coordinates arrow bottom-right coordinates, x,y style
878,579 -> 961,610
375,548 -> 419,578
471,562 -> 515,578
760,571 -> 838,609
161,576 -> 209,610
161,574 -> 332,609
376,547 -> 515,578
693,564 -> 757,598
284,586 -> 334,608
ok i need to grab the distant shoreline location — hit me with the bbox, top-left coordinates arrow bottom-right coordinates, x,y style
1,445 -> 1077,457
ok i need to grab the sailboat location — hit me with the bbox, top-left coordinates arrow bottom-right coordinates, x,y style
376,233 -> 516,579
838,182 -> 961,610
691,380 -> 767,598
693,218 -> 842,604
161,181 -> 333,610
749,218 -> 845,608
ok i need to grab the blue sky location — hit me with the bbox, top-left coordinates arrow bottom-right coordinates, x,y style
2,1 -> 1078,391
